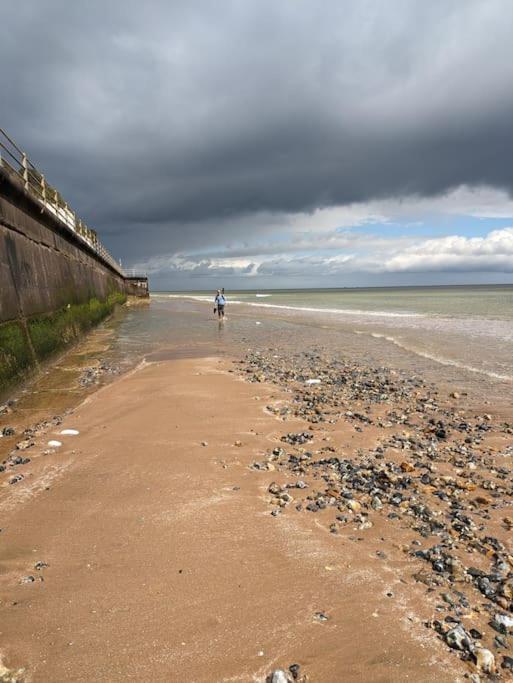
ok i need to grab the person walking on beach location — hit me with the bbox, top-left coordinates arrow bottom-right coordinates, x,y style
214,289 -> 226,318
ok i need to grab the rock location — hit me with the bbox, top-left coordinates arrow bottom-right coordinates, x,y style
371,496 -> 383,510
494,635 -> 508,649
346,500 -> 361,513
314,611 -> 329,622
450,392 -> 460,399
493,613 -> 513,633
474,496 -> 491,506
288,663 -> 301,680
201,441 -> 208,447
474,647 -> 495,674
445,624 -> 474,652
502,655 -> 513,670
447,557 -> 466,580
0,658 -> 25,683
474,648 -> 495,674
15,439 -> 33,450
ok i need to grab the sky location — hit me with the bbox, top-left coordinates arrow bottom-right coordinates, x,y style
2,0 -> 513,290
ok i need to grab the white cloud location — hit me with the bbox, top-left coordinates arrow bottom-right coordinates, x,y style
382,227 -> 513,273
135,227 -> 513,278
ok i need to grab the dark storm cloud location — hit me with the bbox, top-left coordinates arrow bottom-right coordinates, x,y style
2,0 -> 513,266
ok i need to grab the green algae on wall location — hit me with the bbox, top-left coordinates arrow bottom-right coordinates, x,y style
0,320 -> 33,388
0,292 -> 127,392
28,292 -> 127,360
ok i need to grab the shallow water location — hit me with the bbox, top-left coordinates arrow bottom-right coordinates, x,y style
155,286 -> 513,385
4,285 -> 512,426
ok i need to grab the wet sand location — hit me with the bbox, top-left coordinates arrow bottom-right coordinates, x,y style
0,356 -> 467,682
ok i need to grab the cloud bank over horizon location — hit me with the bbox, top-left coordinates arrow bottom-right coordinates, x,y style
2,1 -> 513,287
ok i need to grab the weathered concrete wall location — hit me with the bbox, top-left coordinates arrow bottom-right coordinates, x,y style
0,167 -> 130,391
0,167 -> 127,322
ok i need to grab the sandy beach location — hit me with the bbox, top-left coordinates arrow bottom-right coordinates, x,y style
2,342 -> 513,681
4,1 -> 513,678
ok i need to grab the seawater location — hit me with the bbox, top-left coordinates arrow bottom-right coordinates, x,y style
96,285 -> 513,409
7,285 -> 511,456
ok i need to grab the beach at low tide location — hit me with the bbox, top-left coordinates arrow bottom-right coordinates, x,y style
1,286 -> 513,681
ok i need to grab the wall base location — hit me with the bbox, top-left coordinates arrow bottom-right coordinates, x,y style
0,292 -> 126,392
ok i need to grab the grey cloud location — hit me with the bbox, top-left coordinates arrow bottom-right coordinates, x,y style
2,1 -> 513,276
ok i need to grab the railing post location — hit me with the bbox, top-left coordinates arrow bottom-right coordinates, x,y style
21,152 -> 29,191
41,175 -> 47,204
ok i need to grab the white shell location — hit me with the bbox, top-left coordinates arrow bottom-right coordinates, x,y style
48,440 -> 62,448
60,429 -> 79,436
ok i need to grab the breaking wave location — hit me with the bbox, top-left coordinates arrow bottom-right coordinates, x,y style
159,294 -> 423,319
354,331 -> 513,382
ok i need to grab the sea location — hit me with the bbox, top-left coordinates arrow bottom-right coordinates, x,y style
5,284 -> 513,425
92,284 -> 513,409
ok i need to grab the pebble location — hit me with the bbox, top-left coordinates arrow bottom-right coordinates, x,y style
502,655 -> 513,670
493,613 -> 513,633
474,648 -> 495,674
445,624 -> 474,652
288,663 -> 301,680
314,611 -> 329,622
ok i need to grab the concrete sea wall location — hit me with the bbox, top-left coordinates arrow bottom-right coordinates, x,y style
0,166 -> 131,391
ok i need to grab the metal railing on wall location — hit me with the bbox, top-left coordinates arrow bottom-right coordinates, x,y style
124,269 -> 148,278
0,127 -> 124,277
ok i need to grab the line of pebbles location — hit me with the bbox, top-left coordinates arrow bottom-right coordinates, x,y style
235,349 -> 513,681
